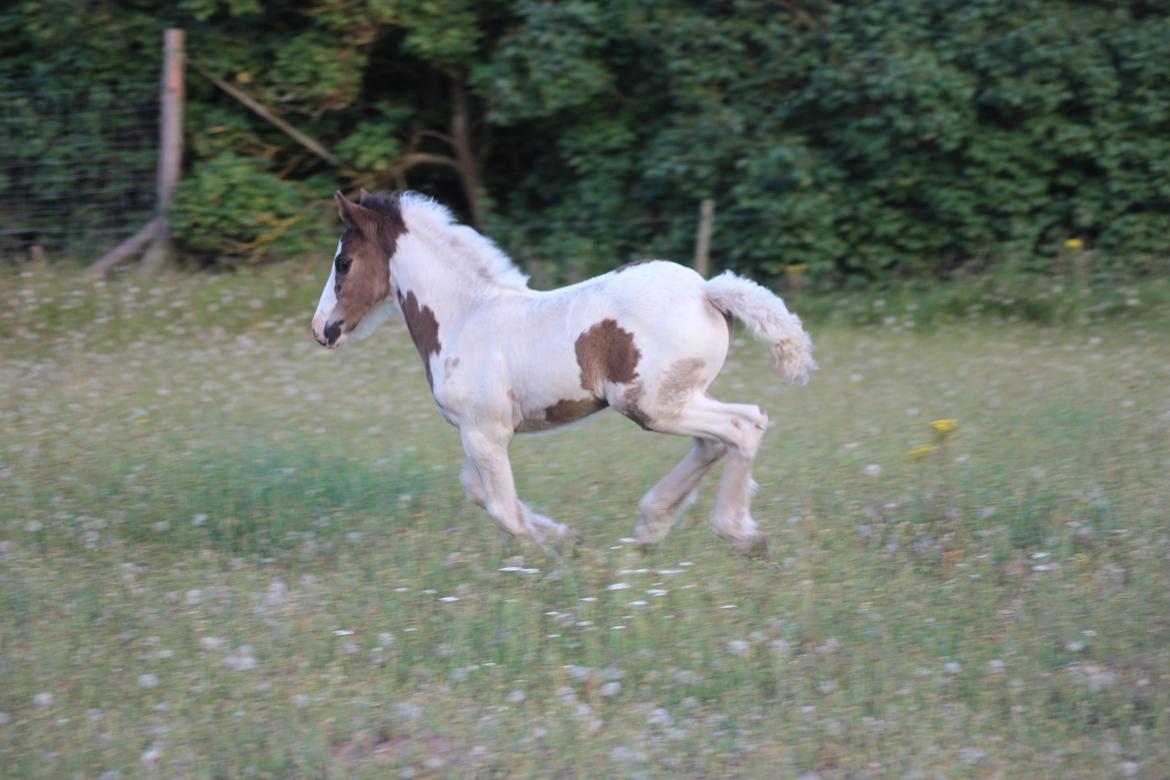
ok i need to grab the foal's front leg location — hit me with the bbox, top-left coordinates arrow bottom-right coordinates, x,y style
459,423 -> 572,550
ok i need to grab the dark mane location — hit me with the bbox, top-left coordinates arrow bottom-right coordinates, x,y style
351,191 -> 407,257
358,191 -> 403,214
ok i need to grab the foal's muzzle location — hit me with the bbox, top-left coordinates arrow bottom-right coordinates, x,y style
311,315 -> 344,348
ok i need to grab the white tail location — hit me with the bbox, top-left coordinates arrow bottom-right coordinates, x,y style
703,271 -> 815,385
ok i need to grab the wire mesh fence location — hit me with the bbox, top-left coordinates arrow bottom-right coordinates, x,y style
0,78 -> 158,263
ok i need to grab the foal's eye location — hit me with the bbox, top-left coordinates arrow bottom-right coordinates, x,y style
335,256 -> 352,274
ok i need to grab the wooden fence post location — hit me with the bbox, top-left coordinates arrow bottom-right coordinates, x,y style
694,198 -> 714,278
141,28 -> 185,275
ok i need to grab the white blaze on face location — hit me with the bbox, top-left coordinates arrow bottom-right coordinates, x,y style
311,238 -> 342,343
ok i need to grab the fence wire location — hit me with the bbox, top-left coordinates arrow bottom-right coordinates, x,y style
0,78 -> 157,263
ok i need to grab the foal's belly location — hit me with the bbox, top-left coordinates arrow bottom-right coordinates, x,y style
514,395 -> 608,433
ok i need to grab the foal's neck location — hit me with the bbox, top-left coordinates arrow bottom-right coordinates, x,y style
391,233 -> 522,316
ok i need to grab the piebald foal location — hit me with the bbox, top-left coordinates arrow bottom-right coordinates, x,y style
311,191 -> 814,555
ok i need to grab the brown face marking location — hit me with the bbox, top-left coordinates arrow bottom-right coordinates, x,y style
658,358 -> 707,408
545,397 -> 607,425
331,191 -> 407,334
613,259 -> 655,274
398,290 -> 441,389
574,319 -> 641,392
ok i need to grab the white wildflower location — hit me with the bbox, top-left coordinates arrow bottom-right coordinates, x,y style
646,707 -> 672,727
609,745 -> 647,763
396,701 -> 423,720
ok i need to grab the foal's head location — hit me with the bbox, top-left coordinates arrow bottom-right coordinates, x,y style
311,190 -> 407,348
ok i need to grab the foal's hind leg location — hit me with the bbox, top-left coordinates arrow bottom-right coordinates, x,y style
635,438 -> 726,547
636,395 -> 769,554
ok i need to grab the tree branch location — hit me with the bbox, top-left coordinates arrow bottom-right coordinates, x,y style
192,62 -> 338,166
388,152 -> 462,177
89,217 -> 164,275
409,129 -> 456,151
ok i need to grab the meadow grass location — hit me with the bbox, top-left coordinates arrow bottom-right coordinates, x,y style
1,266 -> 1168,778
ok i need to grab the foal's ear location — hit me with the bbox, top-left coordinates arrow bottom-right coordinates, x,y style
357,187 -> 372,204
335,190 -> 371,230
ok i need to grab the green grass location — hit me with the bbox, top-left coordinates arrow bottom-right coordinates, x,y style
1,267 -> 1168,778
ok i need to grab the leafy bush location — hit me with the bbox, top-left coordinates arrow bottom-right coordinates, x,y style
5,0 -> 1170,277
172,153 -> 328,263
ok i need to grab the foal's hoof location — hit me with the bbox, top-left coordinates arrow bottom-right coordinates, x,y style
534,527 -> 583,558
734,534 -> 770,560
562,529 -> 586,555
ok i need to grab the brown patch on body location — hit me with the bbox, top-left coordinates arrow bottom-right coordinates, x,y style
658,358 -> 707,408
575,319 -> 641,392
545,397 -> 607,425
444,356 -> 460,383
398,290 -> 441,388
513,395 -> 607,432
618,383 -> 654,430
613,259 -> 655,274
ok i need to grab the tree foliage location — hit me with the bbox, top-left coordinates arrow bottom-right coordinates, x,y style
3,0 -> 1169,279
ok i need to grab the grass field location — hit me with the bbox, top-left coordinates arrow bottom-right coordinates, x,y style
1,267 -> 1168,778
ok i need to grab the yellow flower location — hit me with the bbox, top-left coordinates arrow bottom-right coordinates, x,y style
931,419 -> 958,434
906,444 -> 940,460
1064,238 -> 1084,250
785,263 -> 810,273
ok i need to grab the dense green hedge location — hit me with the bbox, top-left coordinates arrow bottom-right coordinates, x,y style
3,1 -> 1169,280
